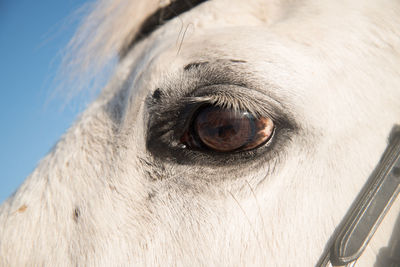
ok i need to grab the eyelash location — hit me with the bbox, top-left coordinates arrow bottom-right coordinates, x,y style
183,86 -> 280,121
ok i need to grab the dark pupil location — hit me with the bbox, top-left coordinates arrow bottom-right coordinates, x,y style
194,106 -> 254,152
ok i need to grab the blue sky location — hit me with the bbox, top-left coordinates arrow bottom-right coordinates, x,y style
0,0 -> 91,203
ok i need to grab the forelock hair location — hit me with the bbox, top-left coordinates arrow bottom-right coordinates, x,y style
56,0 -> 167,98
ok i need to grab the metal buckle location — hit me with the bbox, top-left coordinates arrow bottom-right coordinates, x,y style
318,125 -> 400,267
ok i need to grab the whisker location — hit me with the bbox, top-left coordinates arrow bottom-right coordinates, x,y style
228,190 -> 265,255
245,180 -> 268,262
245,180 -> 267,242
177,23 -> 192,55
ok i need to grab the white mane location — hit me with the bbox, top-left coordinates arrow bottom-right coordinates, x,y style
59,0 -> 161,95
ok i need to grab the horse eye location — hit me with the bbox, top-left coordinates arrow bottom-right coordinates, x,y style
180,106 -> 274,152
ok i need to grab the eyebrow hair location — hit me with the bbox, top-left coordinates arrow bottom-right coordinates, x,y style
121,0 -> 209,57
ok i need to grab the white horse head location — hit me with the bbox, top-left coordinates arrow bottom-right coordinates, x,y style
1,0 -> 400,266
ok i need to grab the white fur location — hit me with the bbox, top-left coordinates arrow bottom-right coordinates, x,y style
1,0 -> 400,266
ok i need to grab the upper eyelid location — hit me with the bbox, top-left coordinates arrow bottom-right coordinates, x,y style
147,59 -> 298,130
150,59 -> 276,106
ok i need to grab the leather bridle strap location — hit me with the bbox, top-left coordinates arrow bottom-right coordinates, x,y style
319,125 -> 400,267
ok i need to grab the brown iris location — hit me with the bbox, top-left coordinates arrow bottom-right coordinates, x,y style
181,106 -> 274,152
